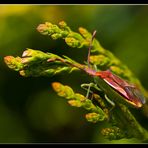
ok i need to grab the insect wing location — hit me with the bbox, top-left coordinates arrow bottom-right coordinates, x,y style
101,71 -> 146,107
124,86 -> 146,105
111,73 -> 146,105
103,77 -> 128,99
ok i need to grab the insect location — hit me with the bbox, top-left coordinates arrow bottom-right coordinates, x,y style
82,30 -> 146,108
47,30 -> 146,109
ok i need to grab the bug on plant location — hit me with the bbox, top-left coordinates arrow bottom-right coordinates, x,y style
47,30 -> 146,108
83,30 -> 146,108
84,68 -> 146,108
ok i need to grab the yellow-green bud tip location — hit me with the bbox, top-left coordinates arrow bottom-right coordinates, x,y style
19,70 -> 26,76
59,21 -> 67,28
65,37 -> 80,48
37,23 -> 51,35
22,49 -> 33,57
37,24 -> 46,32
68,100 -> 82,107
78,27 -> 87,34
4,56 -> 14,65
51,82 -> 63,93
85,112 -> 100,123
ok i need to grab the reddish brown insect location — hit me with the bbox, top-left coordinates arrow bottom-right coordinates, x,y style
96,70 -> 145,108
83,30 -> 146,108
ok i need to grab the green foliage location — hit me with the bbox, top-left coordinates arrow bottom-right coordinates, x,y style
4,20 -> 148,142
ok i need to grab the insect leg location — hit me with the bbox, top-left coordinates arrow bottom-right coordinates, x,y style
104,94 -> 115,120
104,94 -> 115,108
81,83 -> 102,100
81,83 -> 94,99
81,82 -> 101,93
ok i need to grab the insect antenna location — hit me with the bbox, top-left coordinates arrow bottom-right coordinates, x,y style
87,30 -> 97,68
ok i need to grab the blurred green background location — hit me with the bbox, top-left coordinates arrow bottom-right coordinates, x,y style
0,5 -> 148,143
